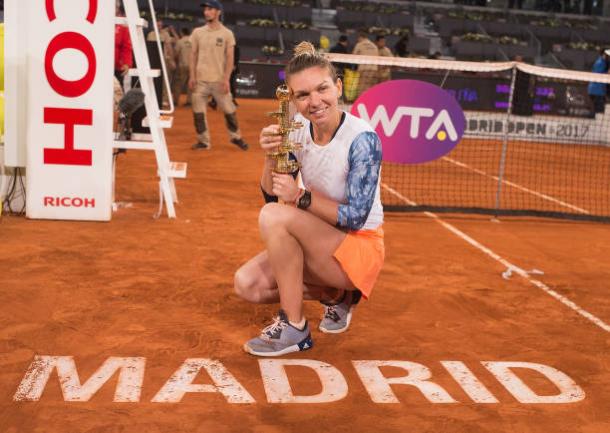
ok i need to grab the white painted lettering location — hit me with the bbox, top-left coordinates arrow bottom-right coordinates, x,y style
151,358 -> 254,404
441,361 -> 498,403
13,356 -> 145,402
259,359 -> 348,403
483,361 -> 585,404
353,360 -> 457,403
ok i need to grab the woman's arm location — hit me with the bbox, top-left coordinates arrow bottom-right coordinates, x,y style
337,131 -> 382,230
268,131 -> 382,231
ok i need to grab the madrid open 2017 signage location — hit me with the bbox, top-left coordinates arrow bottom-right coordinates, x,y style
351,80 -> 466,164
26,1 -> 114,221
464,112 -> 606,145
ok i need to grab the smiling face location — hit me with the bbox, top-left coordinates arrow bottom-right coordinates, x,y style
288,66 -> 342,128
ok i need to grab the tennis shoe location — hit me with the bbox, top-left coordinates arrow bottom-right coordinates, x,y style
192,142 -> 210,150
244,310 -> 313,357
319,289 -> 362,334
230,138 -> 249,151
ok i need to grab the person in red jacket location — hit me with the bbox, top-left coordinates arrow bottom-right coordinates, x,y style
114,4 -> 133,84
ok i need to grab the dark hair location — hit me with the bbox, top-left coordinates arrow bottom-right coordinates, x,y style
181,27 -> 191,36
285,41 -> 337,83
375,35 -> 385,42
338,35 -> 348,43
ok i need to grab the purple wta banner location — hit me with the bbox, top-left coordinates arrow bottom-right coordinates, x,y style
351,80 -> 466,164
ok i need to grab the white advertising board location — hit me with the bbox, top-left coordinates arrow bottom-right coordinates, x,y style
26,0 -> 114,221
464,111 -> 610,146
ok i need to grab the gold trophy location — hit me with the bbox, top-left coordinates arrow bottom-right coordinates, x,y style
265,84 -> 303,175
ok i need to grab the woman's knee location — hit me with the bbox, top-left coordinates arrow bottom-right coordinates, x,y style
233,266 -> 262,303
258,202 -> 291,235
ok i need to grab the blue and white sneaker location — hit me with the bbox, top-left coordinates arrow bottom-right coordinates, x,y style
244,310 -> 313,357
319,289 -> 362,334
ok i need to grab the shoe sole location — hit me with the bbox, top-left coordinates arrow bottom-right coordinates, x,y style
318,307 -> 355,334
230,141 -> 248,151
243,335 -> 313,357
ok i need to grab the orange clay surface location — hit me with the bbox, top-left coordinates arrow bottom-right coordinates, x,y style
1,99 -> 609,433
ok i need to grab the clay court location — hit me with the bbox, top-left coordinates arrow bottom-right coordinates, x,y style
1,99 -> 609,433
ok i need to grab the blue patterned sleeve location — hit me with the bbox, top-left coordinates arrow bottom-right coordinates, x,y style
337,131 -> 382,230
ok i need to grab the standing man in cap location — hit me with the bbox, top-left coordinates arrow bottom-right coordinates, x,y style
375,35 -> 393,83
189,0 -> 249,150
352,30 -> 379,99
587,48 -> 610,117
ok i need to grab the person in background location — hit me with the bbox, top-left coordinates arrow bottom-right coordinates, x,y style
587,48 -> 610,116
352,30 -> 378,99
329,34 -> 351,78
330,34 -> 350,55
148,20 -> 177,107
375,35 -> 393,83
166,25 -> 179,81
189,0 -> 249,151
114,4 -> 132,87
147,19 -> 174,48
211,44 -> 240,109
172,27 -> 193,107
394,34 -> 410,58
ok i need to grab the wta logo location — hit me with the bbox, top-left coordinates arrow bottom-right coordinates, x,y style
351,80 -> 466,164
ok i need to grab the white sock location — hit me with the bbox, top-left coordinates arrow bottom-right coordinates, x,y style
289,318 -> 306,330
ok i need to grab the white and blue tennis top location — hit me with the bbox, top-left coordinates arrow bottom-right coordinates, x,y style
290,111 -> 384,231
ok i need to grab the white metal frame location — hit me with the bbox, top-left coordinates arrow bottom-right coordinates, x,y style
114,0 -> 186,218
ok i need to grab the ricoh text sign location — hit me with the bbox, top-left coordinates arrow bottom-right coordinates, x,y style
26,0 -> 114,221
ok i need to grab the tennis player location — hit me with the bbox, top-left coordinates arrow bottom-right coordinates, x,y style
234,42 -> 384,356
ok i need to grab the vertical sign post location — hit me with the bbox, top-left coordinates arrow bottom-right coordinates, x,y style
26,0 -> 114,221
4,0 -> 29,168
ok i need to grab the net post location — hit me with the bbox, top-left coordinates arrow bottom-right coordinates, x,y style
494,65 -> 517,219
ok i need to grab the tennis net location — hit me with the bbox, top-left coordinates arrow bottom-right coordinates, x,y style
327,53 -> 610,222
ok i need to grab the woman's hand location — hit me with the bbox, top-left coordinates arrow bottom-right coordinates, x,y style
259,125 -> 282,152
271,172 -> 299,203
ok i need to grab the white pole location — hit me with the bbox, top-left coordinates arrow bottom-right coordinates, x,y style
4,0 -> 29,167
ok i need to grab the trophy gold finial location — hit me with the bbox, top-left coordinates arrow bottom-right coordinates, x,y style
276,85 -> 290,101
265,84 -> 303,175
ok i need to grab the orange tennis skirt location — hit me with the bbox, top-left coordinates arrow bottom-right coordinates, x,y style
333,226 -> 385,299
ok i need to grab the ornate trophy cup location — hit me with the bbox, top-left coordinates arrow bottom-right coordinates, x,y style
265,84 -> 303,175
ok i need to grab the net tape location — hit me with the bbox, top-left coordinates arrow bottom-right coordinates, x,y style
325,53 -> 610,84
